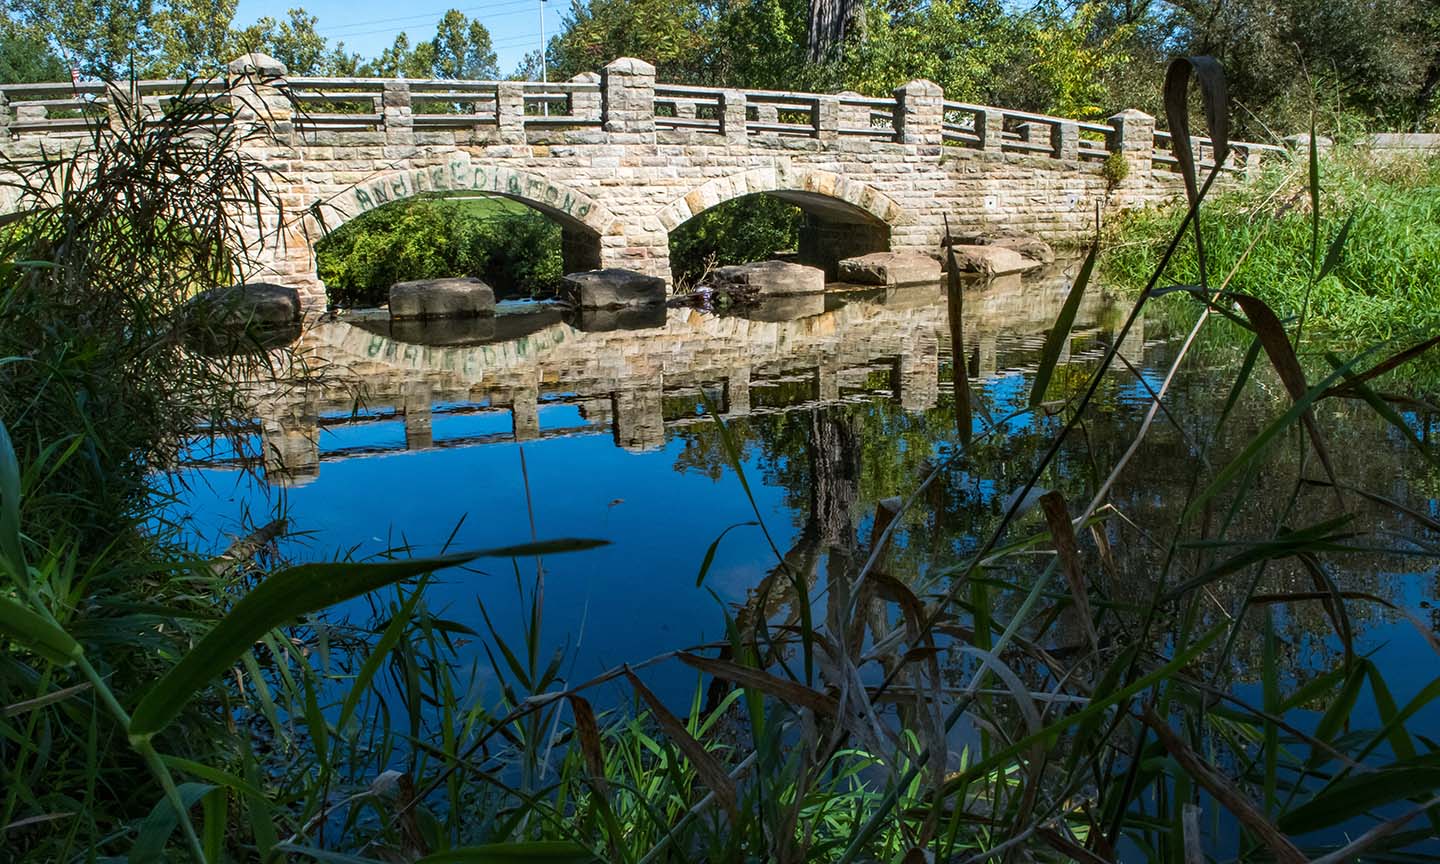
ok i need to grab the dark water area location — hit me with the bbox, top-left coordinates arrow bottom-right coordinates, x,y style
168,264 -> 1440,847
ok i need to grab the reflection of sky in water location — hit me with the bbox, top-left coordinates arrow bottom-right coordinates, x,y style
165,284 -> 1440,853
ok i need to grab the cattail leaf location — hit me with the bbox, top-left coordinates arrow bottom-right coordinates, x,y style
1141,710 -> 1307,864
1322,334 -> 1440,398
678,652 -> 839,716
1278,760 -> 1440,836
0,596 -> 81,666
1030,244 -> 1096,407
945,241 -> 973,445
1039,491 -> 1098,651
1231,294 -> 1338,485
129,539 -> 606,739
416,843 -> 600,863
696,521 -> 758,587
1317,213 -> 1355,284
0,420 -> 24,579
624,667 -> 738,819
567,695 -> 609,789
1163,56 -> 1230,206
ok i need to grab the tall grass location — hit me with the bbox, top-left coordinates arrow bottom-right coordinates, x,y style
1104,147 -> 1440,346
3,58 -> 1440,863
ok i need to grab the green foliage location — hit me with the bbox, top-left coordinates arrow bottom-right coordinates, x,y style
549,0 -> 708,82
316,196 -> 564,306
0,27 -> 67,83
1105,149 -> 1440,344
1101,149 -> 1129,186
668,194 -> 801,283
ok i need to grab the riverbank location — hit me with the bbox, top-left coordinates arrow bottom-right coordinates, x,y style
1103,147 -> 1440,347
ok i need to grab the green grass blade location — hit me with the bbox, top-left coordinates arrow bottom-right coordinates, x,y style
1030,243 -> 1096,408
416,841 -> 600,863
336,580 -> 426,733
129,539 -> 607,739
0,420 -> 24,579
0,595 -> 81,666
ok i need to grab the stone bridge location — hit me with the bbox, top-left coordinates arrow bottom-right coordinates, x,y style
0,53 -> 1283,310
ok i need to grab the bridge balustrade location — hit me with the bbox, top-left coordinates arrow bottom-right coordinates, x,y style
0,56 -> 1285,179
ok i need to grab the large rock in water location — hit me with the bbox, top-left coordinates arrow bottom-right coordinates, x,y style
390,277 -> 495,319
188,282 -> 300,327
708,260 -> 824,296
951,245 -> 1042,277
837,252 -> 940,286
948,230 -> 1055,265
564,269 -> 667,308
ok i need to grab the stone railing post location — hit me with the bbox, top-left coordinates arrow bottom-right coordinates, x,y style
1107,108 -> 1155,181
227,52 -> 293,142
815,94 -> 839,142
497,81 -> 525,140
976,108 -> 1005,152
0,91 -> 9,134
1016,121 -> 1044,145
570,71 -> 601,120
602,57 -> 655,138
836,91 -> 869,132
893,79 -> 943,147
382,81 -> 413,146
1052,120 -> 1079,161
722,89 -> 748,142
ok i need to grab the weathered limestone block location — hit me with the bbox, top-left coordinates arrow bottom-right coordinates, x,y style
951,245 -> 1042,276
838,252 -> 940,286
188,282 -> 300,327
389,277 -> 496,319
564,268 -> 667,308
708,260 -> 825,296
948,230 -> 1055,264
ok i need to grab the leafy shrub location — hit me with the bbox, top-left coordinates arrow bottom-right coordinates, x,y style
316,196 -> 564,306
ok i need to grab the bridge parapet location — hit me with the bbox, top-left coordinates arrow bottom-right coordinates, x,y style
0,58 -> 1286,175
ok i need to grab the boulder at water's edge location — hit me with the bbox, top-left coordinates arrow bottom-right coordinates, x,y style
564,268 -> 667,308
390,277 -> 496,319
837,252 -> 940,286
707,260 -> 824,296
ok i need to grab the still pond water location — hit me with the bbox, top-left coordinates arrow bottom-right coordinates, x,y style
171,265 -> 1440,756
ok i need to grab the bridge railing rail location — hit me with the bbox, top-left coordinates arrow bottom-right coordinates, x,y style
0,60 -> 1290,179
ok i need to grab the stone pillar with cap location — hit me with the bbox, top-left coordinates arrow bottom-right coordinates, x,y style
1107,108 -> 1156,182
569,71 -> 601,121
602,57 -> 656,139
893,79 -> 943,148
228,52 -> 293,143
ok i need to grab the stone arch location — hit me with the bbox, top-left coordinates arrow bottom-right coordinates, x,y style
306,158 -> 618,291
656,168 -> 909,278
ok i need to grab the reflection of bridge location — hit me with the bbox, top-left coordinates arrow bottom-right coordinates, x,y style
0,54 -> 1281,309
225,272 -> 1147,483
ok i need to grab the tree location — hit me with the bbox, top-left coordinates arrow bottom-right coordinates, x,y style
230,8 -> 346,76
0,14 -> 68,83
148,0 -> 236,76
549,0 -> 707,81
432,9 -> 498,80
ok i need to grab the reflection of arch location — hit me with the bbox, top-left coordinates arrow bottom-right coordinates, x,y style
655,168 -> 908,232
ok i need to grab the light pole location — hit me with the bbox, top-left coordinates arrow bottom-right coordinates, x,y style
538,0 -> 548,86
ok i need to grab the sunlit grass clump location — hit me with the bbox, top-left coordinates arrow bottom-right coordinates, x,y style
1105,149 -> 1440,345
